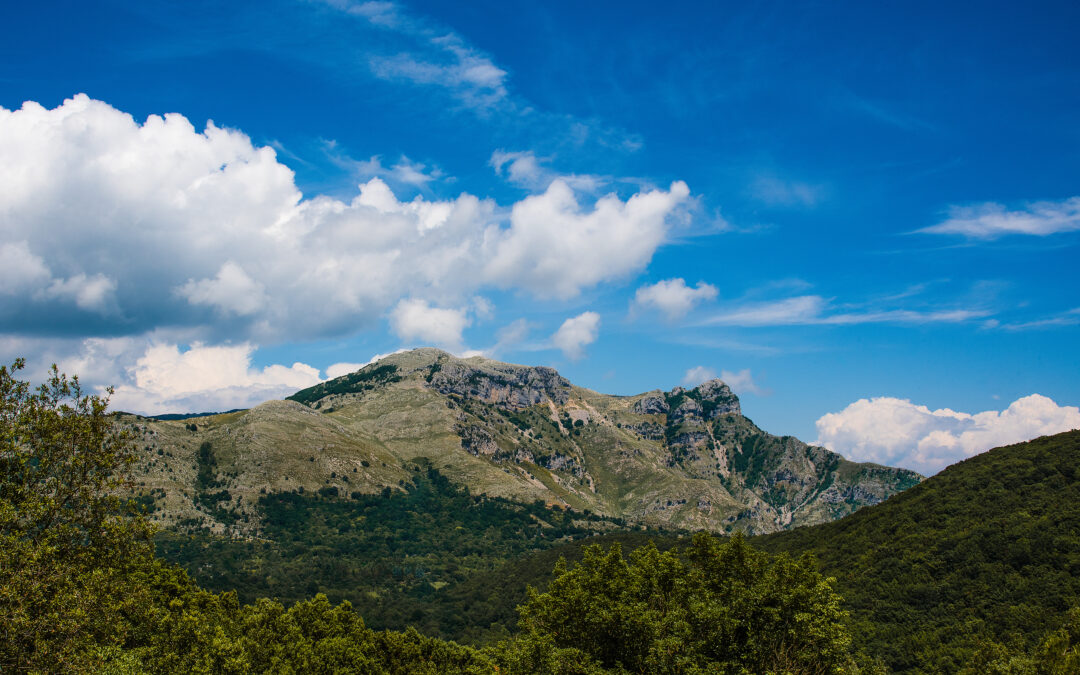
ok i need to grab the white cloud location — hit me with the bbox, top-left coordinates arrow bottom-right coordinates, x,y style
699,295 -> 986,327
179,261 -> 267,317
108,342 -> 322,414
0,241 -> 118,314
343,1 -> 402,27
551,311 -> 600,360
815,394 -> 1080,475
750,176 -> 823,208
484,179 -> 691,299
490,150 -> 603,192
0,241 -> 51,293
491,150 -> 545,187
633,278 -> 718,320
493,318 -> 530,350
331,0 -> 509,110
720,368 -> 765,396
0,95 -> 689,340
681,365 -> 764,395
39,273 -> 118,313
388,298 -> 471,350
701,296 -> 825,326
348,154 -> 444,188
369,35 -> 508,110
919,197 -> 1080,238
681,366 -> 716,388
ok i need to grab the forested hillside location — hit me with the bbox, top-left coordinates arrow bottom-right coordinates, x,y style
756,429 -> 1080,672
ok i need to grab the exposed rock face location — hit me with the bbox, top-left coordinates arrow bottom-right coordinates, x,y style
428,361 -> 571,409
633,394 -> 669,415
669,397 -> 704,424
456,424 -> 499,457
626,422 -> 664,441
694,379 -> 741,418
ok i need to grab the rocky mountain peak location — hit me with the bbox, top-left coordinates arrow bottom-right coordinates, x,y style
691,378 -> 741,417
424,354 -> 571,410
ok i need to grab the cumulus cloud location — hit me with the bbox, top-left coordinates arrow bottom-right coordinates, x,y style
551,311 -> 600,360
633,278 -> 718,320
39,274 -> 118,314
179,261 -> 267,317
485,179 -> 691,299
108,342 -> 322,414
720,369 -> 765,396
388,298 -> 471,350
0,241 -> 51,293
919,197 -> 1080,239
815,394 -> 1080,475
681,366 -> 717,388
0,95 -> 689,341
681,365 -> 764,395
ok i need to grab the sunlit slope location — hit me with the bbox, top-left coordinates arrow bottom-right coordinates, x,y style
125,347 -> 920,534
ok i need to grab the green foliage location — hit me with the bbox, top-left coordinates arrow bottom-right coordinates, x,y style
109,562 -> 496,674
287,364 -> 401,406
156,467 -> 642,639
505,532 -> 854,674
0,359 -> 154,671
757,430 -> 1080,673
959,607 -> 1080,674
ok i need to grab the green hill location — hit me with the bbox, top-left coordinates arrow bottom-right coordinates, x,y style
755,429 -> 1080,673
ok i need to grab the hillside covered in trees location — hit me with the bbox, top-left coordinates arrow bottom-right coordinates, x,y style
756,429 -> 1080,672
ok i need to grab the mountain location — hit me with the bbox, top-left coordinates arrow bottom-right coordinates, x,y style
124,348 -> 920,535
754,429 -> 1080,673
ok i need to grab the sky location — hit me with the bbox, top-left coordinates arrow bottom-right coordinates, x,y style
2,0 -> 1079,475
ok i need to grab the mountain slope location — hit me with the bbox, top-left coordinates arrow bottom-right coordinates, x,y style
755,429 -> 1080,673
125,348 -> 920,535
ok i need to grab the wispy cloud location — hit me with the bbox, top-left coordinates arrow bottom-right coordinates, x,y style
681,365 -> 766,396
919,197 -> 1080,239
339,151 -> 446,189
838,90 -> 936,132
697,295 -> 987,327
489,150 -> 604,192
989,307 -> 1080,331
749,175 -> 824,208
326,1 -> 509,110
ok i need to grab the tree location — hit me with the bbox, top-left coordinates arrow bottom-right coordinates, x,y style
507,532 -> 855,674
0,359 -> 154,671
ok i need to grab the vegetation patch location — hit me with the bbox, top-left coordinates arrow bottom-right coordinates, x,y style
288,364 -> 401,406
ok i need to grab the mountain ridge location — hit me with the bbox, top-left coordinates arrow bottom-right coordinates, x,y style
125,347 -> 921,535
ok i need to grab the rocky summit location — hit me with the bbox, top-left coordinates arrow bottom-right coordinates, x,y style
123,348 -> 922,536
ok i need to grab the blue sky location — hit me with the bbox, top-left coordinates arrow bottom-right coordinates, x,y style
2,0 -> 1079,474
